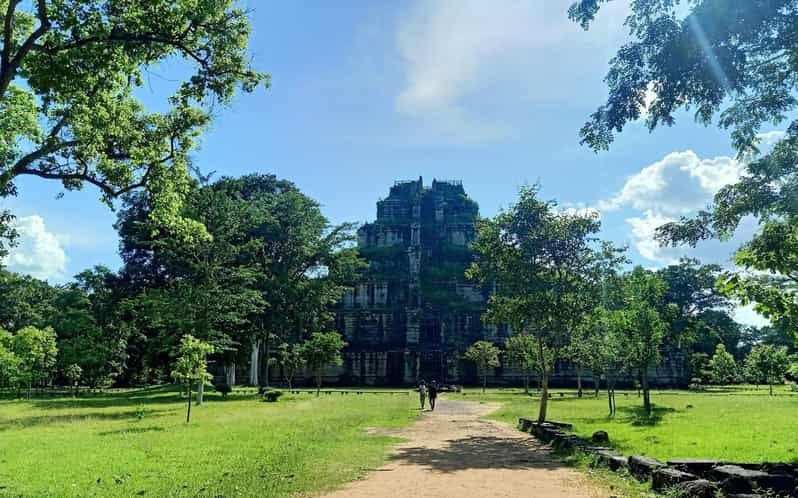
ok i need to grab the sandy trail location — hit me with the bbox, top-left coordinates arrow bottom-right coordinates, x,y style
321,398 -> 600,498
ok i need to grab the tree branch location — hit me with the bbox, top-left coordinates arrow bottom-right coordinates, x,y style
1,0 -> 20,80
0,0 -> 49,97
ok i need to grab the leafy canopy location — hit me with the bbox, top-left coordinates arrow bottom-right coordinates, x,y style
0,0 -> 269,248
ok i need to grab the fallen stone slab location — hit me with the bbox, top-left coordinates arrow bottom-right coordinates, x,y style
518,418 -> 533,432
608,455 -> 628,471
666,458 -> 722,478
651,467 -> 697,491
711,465 -> 769,495
671,479 -> 718,498
628,455 -> 666,481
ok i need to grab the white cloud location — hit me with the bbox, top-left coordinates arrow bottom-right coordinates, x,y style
756,130 -> 786,146
625,210 -> 680,265
599,151 -> 743,216
598,150 -> 760,267
3,215 -> 68,281
394,0 -> 628,141
733,302 -> 770,328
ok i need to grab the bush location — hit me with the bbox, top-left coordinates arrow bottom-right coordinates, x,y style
262,390 -> 283,402
215,383 -> 232,398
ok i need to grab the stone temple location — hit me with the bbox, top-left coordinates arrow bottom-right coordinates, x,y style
324,178 -> 687,387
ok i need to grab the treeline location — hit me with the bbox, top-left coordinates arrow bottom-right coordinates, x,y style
465,186 -> 796,421
0,174 -> 359,393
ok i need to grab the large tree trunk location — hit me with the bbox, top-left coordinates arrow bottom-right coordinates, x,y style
186,382 -> 193,424
225,362 -> 236,386
196,381 -> 204,406
576,365 -> 583,398
641,367 -> 651,415
264,336 -> 271,388
249,337 -> 261,386
538,369 -> 549,423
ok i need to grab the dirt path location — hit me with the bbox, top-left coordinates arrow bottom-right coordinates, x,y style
322,398 -> 601,498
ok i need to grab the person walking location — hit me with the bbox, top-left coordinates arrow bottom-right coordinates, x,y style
418,380 -> 427,410
428,380 -> 438,411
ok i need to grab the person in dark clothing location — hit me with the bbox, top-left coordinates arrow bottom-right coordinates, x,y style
428,380 -> 438,411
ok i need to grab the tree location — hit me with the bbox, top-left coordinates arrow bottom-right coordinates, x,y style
300,332 -> 347,396
570,0 -> 798,156
10,326 -> 57,398
571,1 -> 798,337
0,329 -> 20,389
464,341 -> 501,393
64,363 -> 81,396
274,343 -> 305,390
504,334 -> 540,394
0,0 -> 269,249
745,344 -> 790,395
467,185 -> 624,422
171,335 -> 214,424
708,344 -> 738,385
580,306 -> 628,415
620,267 -> 674,415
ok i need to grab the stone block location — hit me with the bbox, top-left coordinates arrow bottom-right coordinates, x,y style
628,455 -> 666,481
591,430 -> 609,443
651,467 -> 697,491
671,479 -> 718,498
666,458 -> 722,478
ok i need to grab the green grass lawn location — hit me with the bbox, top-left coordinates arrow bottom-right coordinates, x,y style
0,386 -> 417,497
451,385 -> 798,463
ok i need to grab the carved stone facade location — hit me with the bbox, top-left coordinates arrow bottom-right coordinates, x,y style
327,178 -> 688,388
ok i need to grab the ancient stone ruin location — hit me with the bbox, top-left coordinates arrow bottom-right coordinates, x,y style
335,177 -> 495,385
278,177 -> 689,387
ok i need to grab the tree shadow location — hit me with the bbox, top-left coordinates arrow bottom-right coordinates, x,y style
615,405 -> 677,426
27,385 -> 241,410
389,436 -> 571,473
97,425 -> 166,437
0,407 -> 176,432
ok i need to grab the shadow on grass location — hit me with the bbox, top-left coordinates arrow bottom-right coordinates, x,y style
390,435 -> 570,473
616,405 -> 677,426
0,407 -> 177,431
97,425 -> 166,437
27,385 -> 257,411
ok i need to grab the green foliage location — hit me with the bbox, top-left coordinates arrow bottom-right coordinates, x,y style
571,0 -> 798,155
171,334 -> 214,423
275,342 -> 305,390
8,325 -> 57,397
504,333 -> 543,392
619,267 -> 675,414
464,340 -> 501,392
466,184 -> 625,421
0,0 -> 268,242
574,1 -> 798,340
744,344 -> 790,394
708,344 -> 738,385
300,332 -> 347,395
0,328 -> 20,388
64,363 -> 82,390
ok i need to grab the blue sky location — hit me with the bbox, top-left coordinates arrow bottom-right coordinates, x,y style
2,1 -> 774,324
